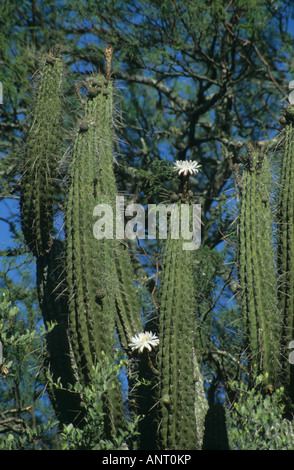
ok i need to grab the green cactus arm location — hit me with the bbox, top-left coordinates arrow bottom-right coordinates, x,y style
237,148 -> 281,386
114,241 -> 143,350
278,115 -> 294,325
202,402 -> 230,450
66,80 -> 117,378
65,72 -> 146,437
239,181 -> 259,354
157,202 -> 208,450
277,108 -> 294,401
65,76 -> 125,435
20,48 -> 64,257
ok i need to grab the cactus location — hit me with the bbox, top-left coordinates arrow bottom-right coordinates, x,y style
65,74 -> 123,434
20,46 -> 64,257
277,106 -> 294,402
157,198 -> 208,450
237,145 -> 281,387
66,75 -> 117,379
19,48 -> 84,425
114,238 -> 143,351
19,45 -> 142,434
18,44 -> 294,449
65,69 -> 143,436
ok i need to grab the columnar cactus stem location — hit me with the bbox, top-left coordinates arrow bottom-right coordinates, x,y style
17,44 -> 294,448
65,74 -> 123,434
114,241 -> 143,351
66,76 -> 114,372
20,45 -> 143,434
157,201 -> 208,450
20,47 -> 64,257
19,48 -> 86,425
202,403 -> 229,450
65,71 -> 143,436
277,106 -> 294,401
237,146 -> 281,387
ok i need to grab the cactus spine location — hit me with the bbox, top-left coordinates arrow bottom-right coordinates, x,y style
20,46 -> 63,257
277,106 -> 294,402
157,200 -> 208,450
237,146 -> 281,386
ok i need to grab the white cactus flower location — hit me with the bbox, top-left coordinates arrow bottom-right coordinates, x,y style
173,160 -> 201,176
129,331 -> 159,353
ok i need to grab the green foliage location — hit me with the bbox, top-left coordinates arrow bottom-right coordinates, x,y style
58,357 -> 140,450
0,420 -> 58,451
131,160 -> 176,203
0,290 -> 57,450
227,373 -> 294,450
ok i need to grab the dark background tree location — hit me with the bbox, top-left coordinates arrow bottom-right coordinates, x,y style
1,0 -> 294,449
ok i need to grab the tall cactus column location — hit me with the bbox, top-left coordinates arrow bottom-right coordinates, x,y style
65,73 -> 123,435
20,46 -> 63,257
237,146 -> 281,387
277,105 -> 294,402
65,60 -> 143,436
20,45 -> 143,433
19,48 -> 84,424
157,162 -> 208,450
